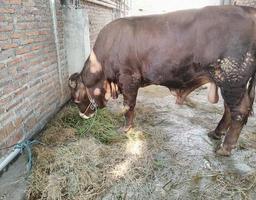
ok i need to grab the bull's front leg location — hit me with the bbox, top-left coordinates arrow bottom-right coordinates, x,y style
120,74 -> 140,132
216,92 -> 251,156
208,103 -> 231,140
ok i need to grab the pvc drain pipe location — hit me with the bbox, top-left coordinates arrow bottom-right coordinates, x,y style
0,148 -> 21,172
49,0 -> 64,102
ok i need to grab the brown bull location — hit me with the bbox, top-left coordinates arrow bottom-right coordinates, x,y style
69,5 -> 256,156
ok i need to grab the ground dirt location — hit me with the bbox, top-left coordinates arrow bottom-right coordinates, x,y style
104,85 -> 256,200
1,85 -> 256,200
0,154 -> 27,200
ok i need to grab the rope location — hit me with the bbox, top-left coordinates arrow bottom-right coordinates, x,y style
83,107 -> 98,134
14,140 -> 45,172
82,87 -> 99,134
0,140 -> 45,173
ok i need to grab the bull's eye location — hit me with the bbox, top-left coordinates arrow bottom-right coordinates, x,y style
69,80 -> 77,89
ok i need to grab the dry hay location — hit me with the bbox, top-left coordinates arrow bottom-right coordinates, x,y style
26,102 -> 256,200
26,103 -> 166,200
185,170 -> 256,200
162,169 -> 256,200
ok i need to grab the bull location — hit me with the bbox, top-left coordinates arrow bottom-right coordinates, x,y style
69,5 -> 256,156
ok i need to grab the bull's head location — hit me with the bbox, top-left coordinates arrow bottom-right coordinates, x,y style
69,50 -> 119,119
69,73 -> 119,119
68,72 -> 107,119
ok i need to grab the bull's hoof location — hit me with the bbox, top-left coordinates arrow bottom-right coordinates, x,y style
208,131 -> 222,140
216,145 -> 231,156
119,125 -> 132,133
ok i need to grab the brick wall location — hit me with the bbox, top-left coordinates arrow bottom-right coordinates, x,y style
83,1 -> 114,48
0,0 -> 69,157
232,0 -> 256,7
80,0 -> 128,48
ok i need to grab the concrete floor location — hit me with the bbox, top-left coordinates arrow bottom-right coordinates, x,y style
0,154 -> 27,200
105,85 -> 256,199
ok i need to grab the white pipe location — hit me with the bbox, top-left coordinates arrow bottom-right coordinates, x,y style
49,0 -> 64,103
86,0 -> 116,9
0,148 -> 21,172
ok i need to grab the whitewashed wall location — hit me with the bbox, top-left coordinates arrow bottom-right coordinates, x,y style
129,0 -> 222,16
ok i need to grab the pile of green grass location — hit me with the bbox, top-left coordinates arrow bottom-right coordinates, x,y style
52,103 -> 126,144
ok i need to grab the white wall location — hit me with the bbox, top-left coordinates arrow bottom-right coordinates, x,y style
63,7 -> 90,75
129,0 -> 222,16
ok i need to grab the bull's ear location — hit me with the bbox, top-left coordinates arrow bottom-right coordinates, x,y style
68,73 -> 80,88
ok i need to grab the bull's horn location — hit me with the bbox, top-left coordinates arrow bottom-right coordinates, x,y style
69,79 -> 76,89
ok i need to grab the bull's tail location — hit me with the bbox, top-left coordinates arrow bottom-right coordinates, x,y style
248,69 -> 256,116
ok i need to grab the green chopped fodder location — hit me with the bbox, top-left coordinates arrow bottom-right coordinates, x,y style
52,103 -> 126,144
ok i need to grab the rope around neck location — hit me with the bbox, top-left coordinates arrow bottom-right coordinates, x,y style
82,87 -> 98,134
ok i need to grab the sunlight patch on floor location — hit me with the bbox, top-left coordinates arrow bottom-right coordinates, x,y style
110,129 -> 146,178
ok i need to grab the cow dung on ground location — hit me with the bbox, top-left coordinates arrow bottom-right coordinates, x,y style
26,86 -> 256,200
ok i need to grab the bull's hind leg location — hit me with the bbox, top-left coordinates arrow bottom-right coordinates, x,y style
208,103 -> 231,140
216,90 -> 251,156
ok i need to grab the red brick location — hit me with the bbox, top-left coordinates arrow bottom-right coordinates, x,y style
30,58 -> 43,66
3,83 -> 17,94
2,43 -> 18,50
25,117 -> 37,130
22,0 -> 35,6
0,0 -> 9,3
15,86 -> 28,96
0,122 -> 16,141
21,38 -> 34,45
16,23 -> 31,30
5,100 -> 21,112
0,34 -> 8,41
0,25 -> 13,32
9,0 -> 21,4
34,37 -> 48,43
0,0 -> 21,4
1,130 -> 23,152
23,52 -> 36,60
7,57 -> 22,66
1,15 -> 13,23
31,44 -> 43,51
0,8 -> 15,14
0,63 -> 5,70
26,31 -> 39,36
16,46 -> 30,55
39,30 -> 49,35
11,33 -> 23,39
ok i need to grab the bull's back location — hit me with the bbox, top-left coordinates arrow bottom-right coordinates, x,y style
134,6 -> 255,63
93,5 -> 256,84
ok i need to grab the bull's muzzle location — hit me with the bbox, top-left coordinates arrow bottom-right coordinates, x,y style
79,111 -> 95,119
